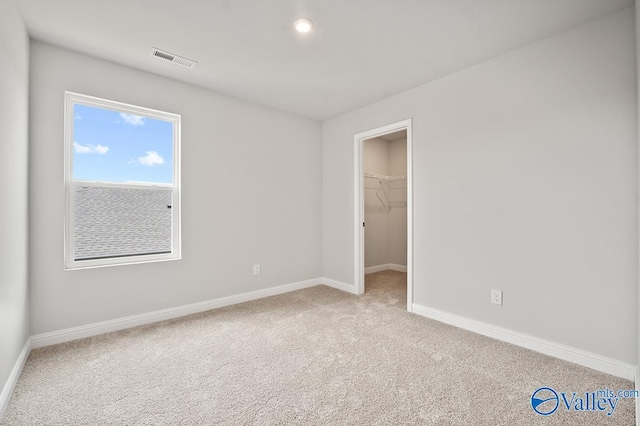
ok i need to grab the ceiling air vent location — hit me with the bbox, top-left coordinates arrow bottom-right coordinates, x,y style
151,48 -> 197,69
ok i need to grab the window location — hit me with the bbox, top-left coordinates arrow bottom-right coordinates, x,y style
64,92 -> 181,270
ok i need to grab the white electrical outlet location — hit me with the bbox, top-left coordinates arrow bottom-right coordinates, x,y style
491,289 -> 503,306
253,264 -> 261,275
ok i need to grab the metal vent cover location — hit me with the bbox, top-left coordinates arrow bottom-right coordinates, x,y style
151,48 -> 197,69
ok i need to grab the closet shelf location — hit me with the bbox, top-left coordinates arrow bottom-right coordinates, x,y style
364,173 -> 407,208
364,173 -> 407,181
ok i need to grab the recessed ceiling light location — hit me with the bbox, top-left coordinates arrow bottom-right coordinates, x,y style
294,18 -> 313,33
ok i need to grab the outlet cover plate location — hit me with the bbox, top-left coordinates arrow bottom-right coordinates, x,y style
491,289 -> 503,306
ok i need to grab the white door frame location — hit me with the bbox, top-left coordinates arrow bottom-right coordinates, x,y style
354,118 -> 413,312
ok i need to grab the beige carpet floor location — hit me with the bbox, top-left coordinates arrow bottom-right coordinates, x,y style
1,271 -> 635,425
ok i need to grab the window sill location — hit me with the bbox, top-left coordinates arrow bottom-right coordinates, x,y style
64,252 -> 181,271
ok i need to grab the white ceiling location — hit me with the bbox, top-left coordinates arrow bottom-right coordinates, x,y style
16,0 -> 633,121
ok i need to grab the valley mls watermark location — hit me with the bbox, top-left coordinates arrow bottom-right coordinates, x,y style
530,387 -> 638,416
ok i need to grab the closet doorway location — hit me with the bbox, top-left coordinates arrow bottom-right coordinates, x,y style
354,119 -> 413,312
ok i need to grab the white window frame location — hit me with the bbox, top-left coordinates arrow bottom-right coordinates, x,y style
64,92 -> 181,270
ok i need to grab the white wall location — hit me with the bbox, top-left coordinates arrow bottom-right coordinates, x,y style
364,138 -> 390,268
0,0 -> 30,399
634,1 -> 640,426
29,42 -> 322,335
323,8 -> 637,364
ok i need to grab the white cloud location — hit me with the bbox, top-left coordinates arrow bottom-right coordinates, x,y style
74,141 -> 109,154
119,113 -> 145,126
137,151 -> 164,166
74,114 -> 82,120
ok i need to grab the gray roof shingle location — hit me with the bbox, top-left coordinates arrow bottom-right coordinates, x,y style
74,186 -> 173,260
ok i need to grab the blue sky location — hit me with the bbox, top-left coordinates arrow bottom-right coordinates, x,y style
73,104 -> 174,184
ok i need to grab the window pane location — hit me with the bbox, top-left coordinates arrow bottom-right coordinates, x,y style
73,104 -> 174,184
65,93 -> 180,269
73,185 -> 173,260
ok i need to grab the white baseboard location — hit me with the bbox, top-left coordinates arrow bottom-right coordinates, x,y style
389,264 -> 407,272
412,303 -> 636,381
31,278 -> 323,349
10,277 -> 636,421
322,277 -> 359,294
365,263 -> 407,274
364,264 -> 389,274
0,337 -> 31,419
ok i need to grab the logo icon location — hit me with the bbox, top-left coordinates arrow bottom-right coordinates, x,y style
531,387 -> 560,416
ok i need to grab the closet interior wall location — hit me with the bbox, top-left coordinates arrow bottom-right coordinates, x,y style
364,137 -> 407,271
